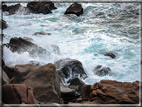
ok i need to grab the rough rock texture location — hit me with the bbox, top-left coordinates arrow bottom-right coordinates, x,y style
2,4 -> 21,15
2,84 -> 35,104
64,2 -> 83,16
3,37 -> 47,56
68,77 -> 85,94
54,58 -> 87,84
3,65 -> 15,79
81,80 -> 141,104
93,65 -> 111,76
1,20 -> 8,29
11,63 -> 63,104
60,83 -> 80,104
104,53 -> 116,59
27,2 -> 57,14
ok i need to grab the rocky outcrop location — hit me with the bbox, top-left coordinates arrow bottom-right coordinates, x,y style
93,65 -> 111,76
68,77 -> 85,94
27,2 -> 57,14
2,4 -> 21,15
3,37 -> 47,56
81,80 -> 141,104
64,2 -> 83,16
54,58 -> 87,85
11,63 -> 63,104
1,20 -> 8,29
104,53 -> 116,59
60,83 -> 80,104
2,84 -> 35,104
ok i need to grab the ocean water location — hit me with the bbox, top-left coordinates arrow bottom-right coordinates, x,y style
2,2 -> 141,85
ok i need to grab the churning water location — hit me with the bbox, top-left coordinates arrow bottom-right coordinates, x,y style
2,2 -> 141,85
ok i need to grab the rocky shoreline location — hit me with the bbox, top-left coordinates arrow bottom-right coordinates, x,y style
1,1 -> 141,107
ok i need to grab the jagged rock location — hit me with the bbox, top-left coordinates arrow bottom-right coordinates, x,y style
3,37 -> 47,57
11,63 -> 63,104
2,84 -> 35,104
54,58 -> 87,85
68,77 -> 85,94
60,83 -> 80,104
93,65 -> 111,76
2,70 -> 10,85
64,2 -> 83,16
1,20 -> 8,29
3,65 -> 15,79
104,52 -> 116,59
2,4 -> 21,15
81,80 -> 141,104
27,2 -> 57,14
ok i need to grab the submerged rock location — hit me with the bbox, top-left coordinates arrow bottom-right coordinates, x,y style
81,80 -> 141,104
93,65 -> 111,76
2,84 -> 35,104
27,2 -> 57,14
33,31 -> 51,36
64,2 -> 83,16
1,20 -> 8,29
11,63 -> 63,104
3,37 -> 47,57
2,4 -> 22,15
104,52 -> 116,59
54,58 -> 87,85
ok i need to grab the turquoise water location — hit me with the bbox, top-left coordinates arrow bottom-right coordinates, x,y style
2,2 -> 141,84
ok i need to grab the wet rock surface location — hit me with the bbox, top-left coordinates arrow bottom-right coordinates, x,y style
27,2 -> 57,14
1,20 -> 8,29
93,65 -> 111,76
64,2 -> 83,16
2,4 -> 21,15
3,37 -> 47,57
104,52 -> 116,59
54,58 -> 87,85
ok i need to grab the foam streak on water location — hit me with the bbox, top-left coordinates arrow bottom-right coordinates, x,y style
2,2 -> 141,84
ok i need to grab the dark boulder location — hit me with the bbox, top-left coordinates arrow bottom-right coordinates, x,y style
93,65 -> 111,76
3,65 -> 15,79
68,77 -> 85,94
54,58 -> 87,85
81,80 -> 141,104
2,4 -> 21,15
3,37 -> 47,57
104,52 -> 116,59
60,83 -> 80,104
1,20 -> 8,29
27,2 -> 57,14
2,84 -> 35,104
11,63 -> 63,104
64,2 -> 83,16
